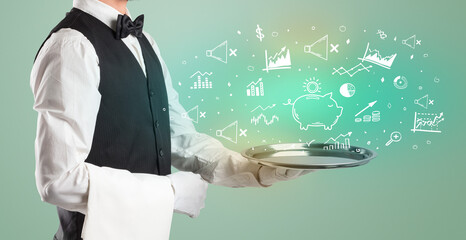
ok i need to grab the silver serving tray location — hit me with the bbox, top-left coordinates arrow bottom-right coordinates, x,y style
241,143 -> 377,169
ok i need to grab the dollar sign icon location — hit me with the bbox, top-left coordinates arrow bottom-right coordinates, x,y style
256,24 -> 264,42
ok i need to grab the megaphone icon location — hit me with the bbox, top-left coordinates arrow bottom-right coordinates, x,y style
181,105 -> 199,123
216,120 -> 238,144
206,40 -> 228,64
402,35 -> 416,49
414,94 -> 429,109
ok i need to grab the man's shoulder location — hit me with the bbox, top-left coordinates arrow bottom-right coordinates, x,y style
47,28 -> 91,45
35,28 -> 97,65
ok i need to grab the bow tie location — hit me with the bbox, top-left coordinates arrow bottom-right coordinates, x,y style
115,14 -> 144,40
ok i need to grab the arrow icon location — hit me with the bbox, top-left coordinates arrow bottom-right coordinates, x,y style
355,101 -> 377,117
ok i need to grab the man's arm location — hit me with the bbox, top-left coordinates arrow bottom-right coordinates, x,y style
31,29 -> 174,214
144,32 -> 313,188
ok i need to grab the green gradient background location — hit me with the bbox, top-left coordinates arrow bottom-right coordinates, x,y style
1,0 -> 464,239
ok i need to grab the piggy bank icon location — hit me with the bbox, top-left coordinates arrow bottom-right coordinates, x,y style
292,92 -> 343,130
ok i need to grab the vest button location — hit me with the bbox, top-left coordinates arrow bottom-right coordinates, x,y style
155,120 -> 160,128
162,107 -> 166,112
159,149 -> 164,157
150,91 -> 155,96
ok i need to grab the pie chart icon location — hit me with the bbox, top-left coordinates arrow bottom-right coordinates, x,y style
340,83 -> 356,98
393,76 -> 408,89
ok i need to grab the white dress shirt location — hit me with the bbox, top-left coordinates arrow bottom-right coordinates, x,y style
30,0 -> 283,221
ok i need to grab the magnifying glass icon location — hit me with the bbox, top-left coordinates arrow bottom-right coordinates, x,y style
385,131 -> 402,146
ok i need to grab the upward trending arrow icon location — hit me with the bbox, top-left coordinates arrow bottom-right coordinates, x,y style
355,101 -> 377,117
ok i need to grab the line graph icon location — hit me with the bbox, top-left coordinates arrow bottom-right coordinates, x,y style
251,114 -> 279,126
323,132 -> 352,150
189,71 -> 213,89
411,112 -> 444,133
358,43 -> 397,69
332,63 -> 372,77
250,103 -> 278,126
250,104 -> 276,112
246,78 -> 265,96
263,46 -> 292,72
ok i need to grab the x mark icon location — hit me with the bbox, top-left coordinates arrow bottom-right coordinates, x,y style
416,40 -> 421,45
229,49 -> 238,56
200,112 -> 206,118
330,44 -> 339,53
239,129 -> 247,137
429,100 -> 434,105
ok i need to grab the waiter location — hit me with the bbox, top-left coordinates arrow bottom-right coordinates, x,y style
30,0 -> 312,239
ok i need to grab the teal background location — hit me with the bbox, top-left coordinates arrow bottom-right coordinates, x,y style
1,0 -> 464,239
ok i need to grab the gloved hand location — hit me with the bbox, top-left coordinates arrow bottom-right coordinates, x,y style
258,166 -> 315,186
167,171 -> 208,218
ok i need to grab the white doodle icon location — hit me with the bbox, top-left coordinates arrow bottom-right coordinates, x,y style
376,30 -> 387,40
393,76 -> 408,89
304,35 -> 328,60
303,77 -> 321,94
355,111 -> 380,123
358,43 -> 397,69
414,94 -> 434,109
250,104 -> 278,126
190,71 -> 213,89
256,24 -> 264,42
251,104 -> 276,113
402,35 -> 421,49
251,114 -> 279,126
323,132 -> 352,150
332,63 -> 372,77
385,131 -> 402,146
292,92 -> 343,131
263,46 -> 292,72
239,129 -> 248,137
340,83 -> 356,98
216,121 -> 238,144
330,44 -> 339,53
206,40 -> 228,63
411,112 -> 444,133
246,78 -> 265,96
182,105 -> 199,123
355,101 -> 377,117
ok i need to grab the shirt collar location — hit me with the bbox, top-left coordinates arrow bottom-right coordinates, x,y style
73,0 -> 132,32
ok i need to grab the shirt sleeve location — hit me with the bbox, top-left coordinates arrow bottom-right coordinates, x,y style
31,28 -> 99,214
31,29 -> 174,215
143,31 -> 270,188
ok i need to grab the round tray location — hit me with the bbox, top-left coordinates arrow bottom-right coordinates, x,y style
241,143 -> 377,169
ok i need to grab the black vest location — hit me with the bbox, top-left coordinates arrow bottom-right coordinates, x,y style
34,8 -> 172,240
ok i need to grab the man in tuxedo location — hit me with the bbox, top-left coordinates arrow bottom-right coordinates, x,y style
30,0 -> 312,239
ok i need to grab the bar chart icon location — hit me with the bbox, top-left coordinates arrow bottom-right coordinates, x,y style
323,132 -> 352,150
246,78 -> 264,96
190,71 -> 213,89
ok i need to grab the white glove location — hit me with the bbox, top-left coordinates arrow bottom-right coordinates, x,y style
167,171 -> 208,218
258,166 -> 315,186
